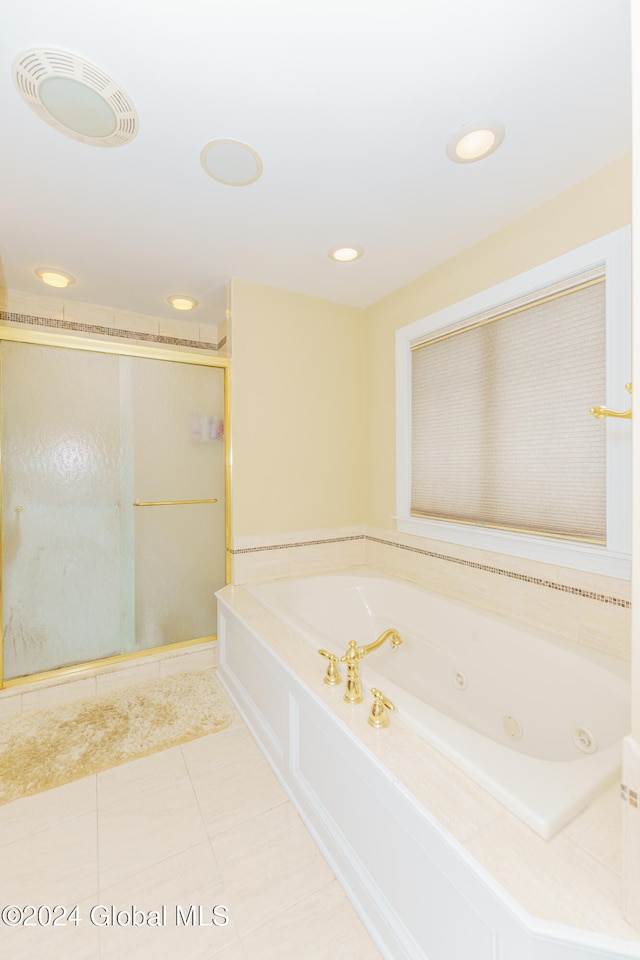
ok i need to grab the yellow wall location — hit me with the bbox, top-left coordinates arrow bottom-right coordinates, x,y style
364,153 -> 632,531
229,279 -> 365,537
216,155 -> 631,545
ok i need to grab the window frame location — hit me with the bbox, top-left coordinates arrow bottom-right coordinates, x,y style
395,227 -> 631,579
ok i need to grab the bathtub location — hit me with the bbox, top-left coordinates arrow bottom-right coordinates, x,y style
246,571 -> 630,840
216,571 -> 638,960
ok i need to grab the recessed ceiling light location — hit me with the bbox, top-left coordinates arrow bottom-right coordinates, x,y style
200,139 -> 263,186
168,296 -> 198,311
35,268 -> 75,288
12,48 -> 138,147
446,119 -> 505,163
328,246 -> 363,262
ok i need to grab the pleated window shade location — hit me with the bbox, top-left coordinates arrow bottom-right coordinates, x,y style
410,273 -> 607,542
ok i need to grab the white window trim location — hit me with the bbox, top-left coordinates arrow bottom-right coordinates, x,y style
395,227 -> 631,579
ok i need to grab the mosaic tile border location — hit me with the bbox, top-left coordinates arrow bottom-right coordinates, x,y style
0,311 -> 225,352
232,533 -> 630,608
622,784 -> 639,808
367,534 -> 631,608
231,535 -> 365,554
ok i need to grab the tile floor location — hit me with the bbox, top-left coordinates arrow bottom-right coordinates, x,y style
0,711 -> 383,960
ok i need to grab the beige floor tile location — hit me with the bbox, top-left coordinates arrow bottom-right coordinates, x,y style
0,774 -> 96,846
211,802 -> 334,937
98,776 -> 207,889
240,879 -> 383,960
99,921 -> 239,960
98,839 -> 224,908
98,842 -> 238,959
97,744 -> 189,809
0,896 -> 100,960
210,942 -> 247,960
190,749 -> 287,839
0,812 -> 98,906
181,721 -> 269,780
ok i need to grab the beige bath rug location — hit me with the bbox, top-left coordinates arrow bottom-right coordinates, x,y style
0,669 -> 233,805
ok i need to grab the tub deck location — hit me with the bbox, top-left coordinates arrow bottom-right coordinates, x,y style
247,571 -> 629,840
217,573 -> 640,958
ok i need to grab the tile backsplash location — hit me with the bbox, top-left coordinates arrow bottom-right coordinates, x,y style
231,525 -> 631,661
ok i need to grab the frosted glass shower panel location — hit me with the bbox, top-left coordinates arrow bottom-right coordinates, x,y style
1,342 -> 124,679
131,357 -> 224,502
134,501 -> 225,648
130,358 -> 226,649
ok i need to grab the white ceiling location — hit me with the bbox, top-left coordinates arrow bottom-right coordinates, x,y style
0,0 -> 631,324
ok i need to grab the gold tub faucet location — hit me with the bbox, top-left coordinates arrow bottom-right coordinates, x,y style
356,628 -> 403,658
368,688 -> 395,729
318,649 -> 342,686
339,629 -> 403,705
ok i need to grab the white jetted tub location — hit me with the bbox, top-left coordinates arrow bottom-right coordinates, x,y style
247,571 -> 630,839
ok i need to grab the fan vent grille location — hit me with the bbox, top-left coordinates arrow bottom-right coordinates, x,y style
12,47 -> 138,147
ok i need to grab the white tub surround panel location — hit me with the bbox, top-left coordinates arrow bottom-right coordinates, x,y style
217,581 -> 640,960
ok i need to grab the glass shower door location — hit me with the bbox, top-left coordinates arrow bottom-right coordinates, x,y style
1,338 -> 227,682
129,356 -> 226,649
1,341 -> 125,678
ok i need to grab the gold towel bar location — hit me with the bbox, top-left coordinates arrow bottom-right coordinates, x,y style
590,383 -> 632,420
133,499 -> 218,506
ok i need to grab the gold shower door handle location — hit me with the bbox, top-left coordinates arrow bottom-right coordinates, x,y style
590,382 -> 632,420
133,499 -> 219,506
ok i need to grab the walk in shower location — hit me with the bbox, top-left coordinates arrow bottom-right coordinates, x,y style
0,329 -> 229,684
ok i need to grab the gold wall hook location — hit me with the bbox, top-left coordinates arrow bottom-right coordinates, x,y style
318,649 -> 342,686
590,382 -> 632,420
368,688 -> 395,728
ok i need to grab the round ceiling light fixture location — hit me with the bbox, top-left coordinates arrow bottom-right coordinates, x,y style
12,48 -> 138,147
328,246 -> 363,262
200,139 -> 263,186
35,267 -> 75,288
168,295 -> 198,311
446,118 -> 505,163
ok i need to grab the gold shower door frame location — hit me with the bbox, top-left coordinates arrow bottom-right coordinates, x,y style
0,326 -> 231,689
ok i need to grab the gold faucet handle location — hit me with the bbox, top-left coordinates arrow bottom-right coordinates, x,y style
339,639 -> 362,663
318,649 -> 342,686
368,688 -> 395,729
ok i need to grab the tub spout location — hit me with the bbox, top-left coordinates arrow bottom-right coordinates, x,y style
356,628 -> 403,659
339,629 -> 403,705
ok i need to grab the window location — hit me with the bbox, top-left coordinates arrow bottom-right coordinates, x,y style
395,228 -> 631,578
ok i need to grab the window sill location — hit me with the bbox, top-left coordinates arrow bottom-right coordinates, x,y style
394,515 -> 630,580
